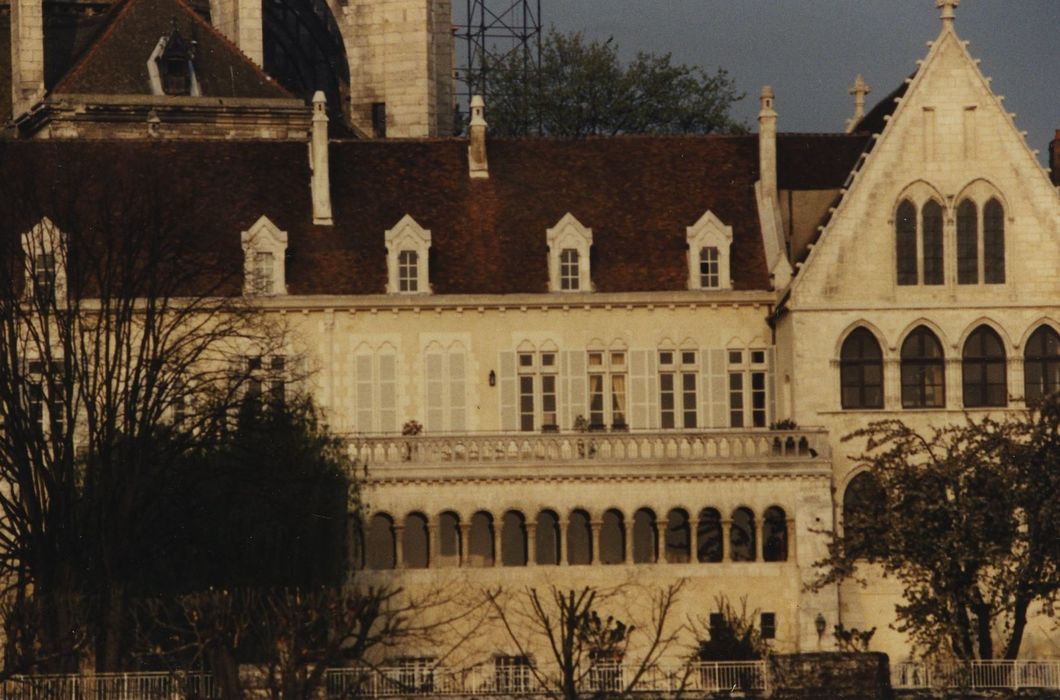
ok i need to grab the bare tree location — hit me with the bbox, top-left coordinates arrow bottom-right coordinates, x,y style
483,581 -> 686,700
0,150 -> 283,673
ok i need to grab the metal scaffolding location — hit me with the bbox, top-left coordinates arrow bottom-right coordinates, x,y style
454,0 -> 542,108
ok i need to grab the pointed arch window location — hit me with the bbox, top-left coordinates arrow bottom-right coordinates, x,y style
921,200 -> 944,285
983,198 -> 1005,284
843,472 -> 887,559
901,327 -> 945,408
896,200 -> 918,285
1024,326 -> 1060,406
957,199 -> 978,284
962,326 -> 1007,407
840,328 -> 883,409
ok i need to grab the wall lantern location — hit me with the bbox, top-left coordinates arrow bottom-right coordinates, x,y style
488,370 -> 496,387
814,613 -> 827,640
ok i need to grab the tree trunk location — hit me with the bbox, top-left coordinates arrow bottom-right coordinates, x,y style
208,646 -> 242,700
1003,594 -> 1031,660
96,584 -> 126,671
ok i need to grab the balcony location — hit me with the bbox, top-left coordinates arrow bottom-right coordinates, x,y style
348,429 -> 830,473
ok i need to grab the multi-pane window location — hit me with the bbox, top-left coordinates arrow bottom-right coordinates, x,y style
518,351 -> 558,432
32,253 -> 57,304
983,198 -> 1005,284
658,350 -> 697,429
588,350 -> 627,430
901,327 -> 945,408
1024,326 -> 1060,406
728,349 -> 767,427
252,251 -> 274,294
957,197 -> 1006,285
398,250 -> 419,292
760,613 -> 777,640
840,328 -> 884,409
957,199 -> 978,284
246,356 -> 286,407
699,247 -> 720,288
27,360 -> 64,437
962,326 -> 1006,408
495,656 -> 532,694
895,198 -> 943,286
393,657 -> 434,693
559,249 -> 580,291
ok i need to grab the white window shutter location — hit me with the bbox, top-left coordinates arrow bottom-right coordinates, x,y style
567,350 -> 586,427
449,352 -> 467,432
767,347 -> 777,426
499,352 -> 517,431
378,353 -> 397,433
708,349 -> 727,428
355,354 -> 373,432
645,352 -> 659,429
630,350 -> 648,430
560,351 -> 572,429
425,352 -> 444,432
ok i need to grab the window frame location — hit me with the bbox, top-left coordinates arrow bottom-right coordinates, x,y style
840,328 -> 884,410
686,210 -> 733,290
900,327 -> 946,409
1024,326 -> 1060,406
587,348 -> 628,431
727,349 -> 768,427
241,215 -> 288,297
961,326 -> 1007,408
547,213 -> 593,293
658,349 -> 698,429
517,350 -> 559,432
385,214 -> 432,295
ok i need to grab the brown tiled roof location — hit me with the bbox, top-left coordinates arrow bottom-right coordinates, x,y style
0,135 -> 775,295
52,0 -> 291,99
777,133 -> 869,190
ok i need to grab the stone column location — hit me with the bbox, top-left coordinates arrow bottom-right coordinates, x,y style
492,520 -> 503,567
590,520 -> 602,565
559,519 -> 569,565
459,523 -> 470,567
527,523 -> 538,566
393,525 -> 405,569
721,520 -> 732,562
623,520 -> 633,563
428,522 -> 438,568
786,517 -> 797,562
691,517 -> 701,564
655,522 -> 665,563
755,517 -> 765,562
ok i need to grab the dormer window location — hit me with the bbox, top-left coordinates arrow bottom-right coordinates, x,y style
148,27 -> 201,97
241,216 -> 288,297
547,213 -> 592,293
559,249 -> 580,290
385,215 -> 431,294
398,251 -> 419,292
686,211 -> 733,290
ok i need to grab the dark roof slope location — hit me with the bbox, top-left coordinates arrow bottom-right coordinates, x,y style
53,0 -> 291,99
852,77 -> 911,136
0,136 -> 773,295
777,133 -> 869,190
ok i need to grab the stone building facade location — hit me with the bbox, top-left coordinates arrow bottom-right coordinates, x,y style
0,0 -> 1058,668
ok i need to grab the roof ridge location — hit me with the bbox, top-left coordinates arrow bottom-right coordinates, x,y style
51,0 -> 296,100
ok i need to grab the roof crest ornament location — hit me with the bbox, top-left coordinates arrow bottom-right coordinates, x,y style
936,0 -> 959,28
845,74 -> 871,133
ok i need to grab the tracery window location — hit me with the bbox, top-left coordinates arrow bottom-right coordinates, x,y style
840,328 -> 884,409
962,325 -> 1007,407
957,197 -> 1005,285
896,200 -> 918,285
983,198 -> 1005,283
1024,326 -> 1060,405
895,198 -> 943,286
921,200 -> 944,285
843,472 -> 887,559
900,327 -> 945,409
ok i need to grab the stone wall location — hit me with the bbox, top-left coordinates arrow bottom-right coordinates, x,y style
769,652 -> 892,700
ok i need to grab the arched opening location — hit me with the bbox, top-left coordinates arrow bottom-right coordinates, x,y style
468,511 -> 495,567
983,198 -> 1005,283
664,509 -> 690,563
762,507 -> 788,562
365,512 -> 395,570
896,199 -> 917,285
921,200 -> 944,285
962,325 -> 1007,407
403,512 -> 430,569
535,510 -> 560,565
1024,326 -> 1060,405
632,508 -> 657,564
501,511 -> 528,566
730,507 -> 756,562
843,472 -> 887,559
696,508 -> 723,563
901,326 -> 945,408
840,328 -> 884,409
567,510 -> 592,565
956,198 -> 978,284
600,509 -> 625,564
438,511 -> 461,566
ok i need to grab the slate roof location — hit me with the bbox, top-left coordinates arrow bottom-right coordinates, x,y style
0,131 -> 864,296
52,0 -> 291,99
777,133 -> 871,190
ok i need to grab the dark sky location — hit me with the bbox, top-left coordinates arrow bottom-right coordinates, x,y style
461,1 -> 1058,165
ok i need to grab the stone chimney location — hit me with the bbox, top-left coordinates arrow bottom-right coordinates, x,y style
468,95 -> 488,179
10,0 -> 45,117
310,92 -> 333,226
758,86 -> 777,198
210,0 -> 263,66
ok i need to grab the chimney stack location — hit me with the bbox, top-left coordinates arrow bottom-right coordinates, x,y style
310,92 -> 333,226
468,95 -> 488,179
758,86 -> 777,199
10,0 -> 45,117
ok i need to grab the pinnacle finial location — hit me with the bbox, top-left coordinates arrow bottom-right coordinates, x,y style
846,75 -> 871,132
936,0 -> 959,27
